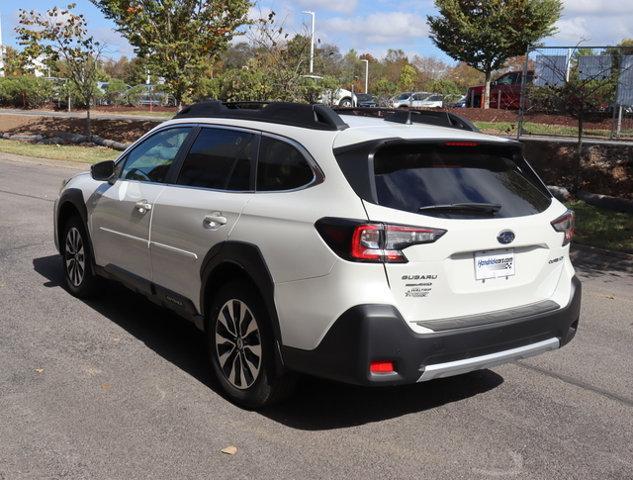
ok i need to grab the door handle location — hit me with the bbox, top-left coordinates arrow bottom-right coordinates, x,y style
135,200 -> 152,214
203,213 -> 227,229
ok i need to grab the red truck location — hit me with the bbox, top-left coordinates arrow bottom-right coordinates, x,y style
466,70 -> 534,109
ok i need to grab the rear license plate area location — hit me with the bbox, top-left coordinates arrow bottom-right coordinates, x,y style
474,249 -> 515,280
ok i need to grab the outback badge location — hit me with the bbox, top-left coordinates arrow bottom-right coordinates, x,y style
497,230 -> 515,245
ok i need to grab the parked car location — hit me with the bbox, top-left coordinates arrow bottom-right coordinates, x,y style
319,87 -> 357,107
451,95 -> 467,108
55,101 -> 581,408
392,91 -> 442,109
391,91 -> 416,108
355,93 -> 378,108
127,84 -> 177,107
412,93 -> 444,108
467,71 -> 534,109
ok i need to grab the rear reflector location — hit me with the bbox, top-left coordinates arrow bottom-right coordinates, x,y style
370,361 -> 395,374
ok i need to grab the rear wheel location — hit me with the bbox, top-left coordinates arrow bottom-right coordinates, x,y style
207,281 -> 295,408
338,97 -> 353,107
62,216 -> 99,298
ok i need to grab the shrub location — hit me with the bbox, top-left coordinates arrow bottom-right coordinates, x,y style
0,76 -> 53,108
104,79 -> 128,105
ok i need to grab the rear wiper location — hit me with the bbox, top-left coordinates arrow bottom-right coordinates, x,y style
418,202 -> 502,214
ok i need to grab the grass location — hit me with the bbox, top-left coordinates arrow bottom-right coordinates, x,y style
94,109 -> 174,118
0,139 -> 119,163
566,200 -> 633,253
475,121 -> 633,139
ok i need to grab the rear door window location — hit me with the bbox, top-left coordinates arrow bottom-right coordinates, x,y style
373,143 -> 551,218
177,127 -> 256,191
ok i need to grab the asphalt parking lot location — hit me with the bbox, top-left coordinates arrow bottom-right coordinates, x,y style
0,153 -> 632,480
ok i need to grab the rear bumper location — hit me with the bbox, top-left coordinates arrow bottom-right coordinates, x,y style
282,276 -> 581,386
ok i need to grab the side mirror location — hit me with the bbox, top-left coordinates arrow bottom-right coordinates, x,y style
91,160 -> 116,183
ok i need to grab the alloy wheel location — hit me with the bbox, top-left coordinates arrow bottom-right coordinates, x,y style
65,227 -> 85,287
215,299 -> 262,390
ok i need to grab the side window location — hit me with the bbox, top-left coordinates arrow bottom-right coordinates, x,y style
177,128 -> 255,191
257,136 -> 314,191
496,74 -> 513,85
120,127 -> 191,183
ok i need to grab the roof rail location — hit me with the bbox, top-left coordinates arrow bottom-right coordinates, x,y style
174,100 -> 349,131
332,107 -> 478,132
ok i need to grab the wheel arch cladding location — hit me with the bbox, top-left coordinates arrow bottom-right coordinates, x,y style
57,189 -> 95,273
200,241 -> 284,353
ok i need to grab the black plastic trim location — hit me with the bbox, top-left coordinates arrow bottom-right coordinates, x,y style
199,241 -> 283,347
95,264 -> 204,329
282,277 -> 581,386
56,189 -> 96,274
175,101 -> 349,131
416,299 -> 560,332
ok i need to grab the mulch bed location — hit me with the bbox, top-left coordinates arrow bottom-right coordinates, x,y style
444,107 -> 618,130
0,115 -> 157,143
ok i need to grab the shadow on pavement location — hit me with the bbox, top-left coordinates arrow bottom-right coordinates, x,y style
570,245 -> 633,280
33,254 -> 504,430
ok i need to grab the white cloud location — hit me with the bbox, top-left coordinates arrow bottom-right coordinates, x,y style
554,17 -> 590,42
294,0 -> 359,14
562,0 -> 633,16
324,12 -> 428,44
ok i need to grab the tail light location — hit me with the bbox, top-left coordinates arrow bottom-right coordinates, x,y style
551,210 -> 575,246
316,218 -> 446,263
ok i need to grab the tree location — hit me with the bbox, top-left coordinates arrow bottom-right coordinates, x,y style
398,64 -> 418,91
2,46 -> 28,76
17,4 -> 103,137
92,0 -> 251,108
428,0 -> 562,108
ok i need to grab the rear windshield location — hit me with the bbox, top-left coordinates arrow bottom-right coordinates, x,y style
372,143 -> 551,218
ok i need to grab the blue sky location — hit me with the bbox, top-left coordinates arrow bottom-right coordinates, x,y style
2,0 -> 633,63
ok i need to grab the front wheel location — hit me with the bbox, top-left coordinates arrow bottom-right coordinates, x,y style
207,281 -> 295,408
62,216 -> 99,298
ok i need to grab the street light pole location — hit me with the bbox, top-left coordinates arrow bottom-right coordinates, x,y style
361,59 -> 369,93
302,11 -> 315,74
0,13 -> 5,78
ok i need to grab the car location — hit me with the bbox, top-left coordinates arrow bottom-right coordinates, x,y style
392,91 -> 439,109
355,93 -> 378,108
391,91 -> 415,108
319,87 -> 357,107
467,71 -> 534,109
450,95 -> 468,108
54,101 -> 581,408
127,84 -> 177,107
411,93 -> 444,109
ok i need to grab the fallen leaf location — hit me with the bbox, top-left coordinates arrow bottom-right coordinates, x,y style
100,383 -> 111,391
34,368 -> 44,374
221,446 -> 238,455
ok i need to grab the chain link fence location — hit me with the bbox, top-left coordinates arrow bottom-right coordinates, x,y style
517,45 -> 633,142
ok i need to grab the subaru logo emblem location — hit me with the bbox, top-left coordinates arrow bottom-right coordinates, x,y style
497,230 -> 515,245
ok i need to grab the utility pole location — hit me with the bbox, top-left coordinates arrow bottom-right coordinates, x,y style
302,11 -> 315,74
0,13 -> 5,78
361,59 -> 369,93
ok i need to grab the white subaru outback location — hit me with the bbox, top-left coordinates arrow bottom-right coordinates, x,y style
54,101 -> 581,408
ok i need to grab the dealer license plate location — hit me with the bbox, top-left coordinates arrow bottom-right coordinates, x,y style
474,249 -> 515,280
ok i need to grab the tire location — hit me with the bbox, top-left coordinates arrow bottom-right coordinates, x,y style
61,216 -> 99,298
207,281 -> 296,408
338,98 -> 353,108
